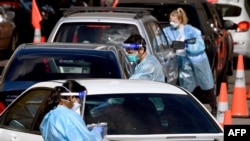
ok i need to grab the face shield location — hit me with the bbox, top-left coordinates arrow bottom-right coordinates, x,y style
123,43 -> 143,63
60,86 -> 86,117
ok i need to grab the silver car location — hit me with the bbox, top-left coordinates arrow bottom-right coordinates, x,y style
47,7 -> 184,84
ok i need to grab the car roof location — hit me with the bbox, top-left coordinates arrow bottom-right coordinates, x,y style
69,12 -> 143,19
59,7 -> 158,23
15,43 -> 122,54
27,79 -> 187,95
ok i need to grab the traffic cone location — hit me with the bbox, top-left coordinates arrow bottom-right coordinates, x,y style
41,36 -> 46,42
223,110 -> 232,127
247,82 -> 250,99
216,82 -> 229,126
231,54 -> 249,117
31,0 -> 42,43
33,28 -> 41,43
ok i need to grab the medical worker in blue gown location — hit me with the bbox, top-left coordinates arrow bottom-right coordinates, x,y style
123,34 -> 165,83
39,80 -> 103,141
163,8 -> 217,116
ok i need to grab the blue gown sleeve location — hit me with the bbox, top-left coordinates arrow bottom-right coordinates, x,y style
40,105 -> 102,141
129,62 -> 154,80
129,55 -> 165,82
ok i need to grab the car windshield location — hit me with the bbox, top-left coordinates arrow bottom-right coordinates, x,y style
5,54 -> 122,81
54,23 -> 139,46
84,94 -> 221,134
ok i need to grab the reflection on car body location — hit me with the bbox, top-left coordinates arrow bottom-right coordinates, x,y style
0,79 -> 223,141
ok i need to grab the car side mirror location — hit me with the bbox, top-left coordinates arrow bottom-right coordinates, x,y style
223,20 -> 237,30
172,41 -> 185,49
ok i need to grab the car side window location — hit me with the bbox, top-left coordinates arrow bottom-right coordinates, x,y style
147,22 -> 169,53
0,89 -> 51,132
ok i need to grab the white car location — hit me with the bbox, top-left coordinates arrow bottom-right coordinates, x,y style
212,0 -> 250,57
0,79 -> 223,141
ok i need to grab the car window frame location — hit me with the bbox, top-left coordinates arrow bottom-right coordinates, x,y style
0,88 -> 52,134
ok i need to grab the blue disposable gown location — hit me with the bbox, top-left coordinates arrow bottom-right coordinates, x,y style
40,105 -> 102,141
163,25 -> 214,92
129,54 -> 165,82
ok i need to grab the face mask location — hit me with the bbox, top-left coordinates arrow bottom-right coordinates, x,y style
127,54 -> 139,63
72,101 -> 81,114
170,21 -> 179,28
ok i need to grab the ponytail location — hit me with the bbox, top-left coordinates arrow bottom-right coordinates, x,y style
170,7 -> 188,24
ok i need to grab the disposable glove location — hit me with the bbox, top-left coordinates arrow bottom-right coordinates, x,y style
93,126 -> 103,135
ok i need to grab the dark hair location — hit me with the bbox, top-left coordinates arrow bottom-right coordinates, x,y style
63,79 -> 86,92
124,34 -> 146,51
40,80 -> 86,119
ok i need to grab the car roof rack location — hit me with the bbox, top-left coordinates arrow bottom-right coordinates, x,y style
61,6 -> 154,18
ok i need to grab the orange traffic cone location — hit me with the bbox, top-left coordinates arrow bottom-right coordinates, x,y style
33,28 -> 41,43
41,36 -> 46,42
247,82 -> 250,99
32,0 -> 42,43
231,54 -> 249,117
223,110 -> 232,127
216,82 -> 229,126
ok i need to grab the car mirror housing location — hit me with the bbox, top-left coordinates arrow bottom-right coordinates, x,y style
223,20 -> 237,30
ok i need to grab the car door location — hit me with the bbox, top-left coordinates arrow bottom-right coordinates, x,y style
145,21 -> 178,84
0,88 -> 52,141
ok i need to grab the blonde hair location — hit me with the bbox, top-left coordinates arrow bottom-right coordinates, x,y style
170,8 -> 188,24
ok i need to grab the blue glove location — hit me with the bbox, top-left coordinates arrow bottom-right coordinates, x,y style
93,126 -> 103,135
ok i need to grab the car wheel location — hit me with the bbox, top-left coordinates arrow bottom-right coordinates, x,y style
216,58 -> 229,96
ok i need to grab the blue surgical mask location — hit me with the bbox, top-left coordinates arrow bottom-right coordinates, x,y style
127,54 -> 139,63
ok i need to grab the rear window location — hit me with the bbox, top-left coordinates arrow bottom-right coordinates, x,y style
54,23 -> 139,46
5,54 -> 122,81
215,4 -> 242,17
